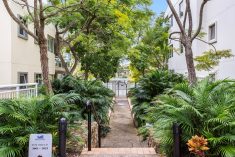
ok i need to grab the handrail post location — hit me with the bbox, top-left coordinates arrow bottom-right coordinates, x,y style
98,124 -> 101,148
87,101 -> 92,151
16,86 -> 20,99
59,118 -> 67,157
173,123 -> 181,157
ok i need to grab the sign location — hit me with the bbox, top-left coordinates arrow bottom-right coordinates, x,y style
28,134 -> 52,157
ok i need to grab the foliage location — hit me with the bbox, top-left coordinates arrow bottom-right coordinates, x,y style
187,135 -> 209,157
52,76 -> 115,136
129,70 -> 185,127
195,49 -> 233,71
0,95 -> 81,157
146,79 -> 235,157
128,15 -> 170,81
52,0 -> 153,80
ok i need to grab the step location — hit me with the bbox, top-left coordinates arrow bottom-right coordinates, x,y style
80,148 -> 160,157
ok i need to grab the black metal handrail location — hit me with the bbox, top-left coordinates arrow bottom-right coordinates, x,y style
86,100 -> 102,151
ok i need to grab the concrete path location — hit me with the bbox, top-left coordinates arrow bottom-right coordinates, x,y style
101,97 -> 147,148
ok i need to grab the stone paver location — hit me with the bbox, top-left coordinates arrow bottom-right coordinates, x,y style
79,97 -> 160,157
101,97 -> 147,148
80,148 -> 160,157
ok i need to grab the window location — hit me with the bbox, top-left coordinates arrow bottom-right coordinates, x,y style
18,15 -> 28,39
18,72 -> 28,84
35,73 -> 42,85
47,35 -> 55,53
179,1 -> 184,17
209,23 -> 217,42
170,15 -> 173,27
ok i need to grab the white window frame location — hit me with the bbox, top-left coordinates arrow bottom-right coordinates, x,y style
17,15 -> 28,40
208,22 -> 217,43
34,73 -> 43,85
47,35 -> 55,53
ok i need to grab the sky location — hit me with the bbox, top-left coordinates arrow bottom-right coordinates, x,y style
150,0 -> 168,16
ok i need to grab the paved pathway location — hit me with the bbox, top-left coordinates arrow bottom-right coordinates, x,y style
80,97 -> 160,157
101,97 -> 147,148
81,148 -> 158,157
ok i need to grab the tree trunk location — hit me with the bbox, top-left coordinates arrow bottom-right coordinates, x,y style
55,32 -> 71,75
185,44 -> 197,85
39,35 -> 53,94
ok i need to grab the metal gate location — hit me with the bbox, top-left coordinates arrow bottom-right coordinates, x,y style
104,78 -> 134,97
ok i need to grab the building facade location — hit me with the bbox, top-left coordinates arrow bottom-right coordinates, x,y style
165,0 -> 235,79
0,0 -> 65,85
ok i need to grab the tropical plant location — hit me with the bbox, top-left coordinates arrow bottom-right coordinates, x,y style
129,70 -> 185,127
146,79 -> 235,157
0,95 -> 82,157
52,76 -> 115,136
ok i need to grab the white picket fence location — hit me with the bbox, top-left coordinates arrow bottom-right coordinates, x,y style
0,83 -> 38,99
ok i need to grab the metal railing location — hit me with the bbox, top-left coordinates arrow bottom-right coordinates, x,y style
86,101 -> 102,151
0,83 -> 38,99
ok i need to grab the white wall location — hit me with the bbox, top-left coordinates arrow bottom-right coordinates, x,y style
0,0 -> 56,85
0,1 -> 12,84
166,0 -> 235,79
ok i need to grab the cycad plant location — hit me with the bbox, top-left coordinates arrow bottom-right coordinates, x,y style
52,76 -> 115,136
146,79 -> 235,157
129,70 -> 185,127
0,95 -> 82,157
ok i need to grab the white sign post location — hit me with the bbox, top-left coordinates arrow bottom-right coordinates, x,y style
28,134 -> 52,157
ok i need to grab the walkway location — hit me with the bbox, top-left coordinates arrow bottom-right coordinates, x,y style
80,97 -> 159,157
102,97 -> 147,148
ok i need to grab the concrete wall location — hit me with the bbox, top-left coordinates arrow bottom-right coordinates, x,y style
0,0 -> 56,85
166,0 -> 235,79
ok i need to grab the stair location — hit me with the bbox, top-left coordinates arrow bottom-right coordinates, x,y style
80,148 -> 160,157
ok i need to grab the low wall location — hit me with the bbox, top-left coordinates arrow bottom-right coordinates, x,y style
67,121 -> 99,157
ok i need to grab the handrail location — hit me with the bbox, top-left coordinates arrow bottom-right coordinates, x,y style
0,83 -> 38,99
86,101 -> 102,151
91,103 -> 102,148
0,83 -> 38,88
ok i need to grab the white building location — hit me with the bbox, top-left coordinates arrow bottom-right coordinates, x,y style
0,0 -> 66,85
165,0 -> 235,79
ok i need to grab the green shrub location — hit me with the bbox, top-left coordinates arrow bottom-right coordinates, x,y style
52,76 -> 115,136
147,79 -> 235,157
129,70 -> 185,127
0,95 -> 81,157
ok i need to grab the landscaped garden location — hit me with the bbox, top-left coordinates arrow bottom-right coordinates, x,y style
129,70 -> 235,157
0,76 -> 114,157
0,0 -> 235,157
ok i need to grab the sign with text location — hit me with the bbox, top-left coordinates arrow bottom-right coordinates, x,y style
28,134 -> 52,157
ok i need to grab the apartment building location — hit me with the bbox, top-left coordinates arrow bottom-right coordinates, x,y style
165,0 -> 235,79
0,0 -> 66,85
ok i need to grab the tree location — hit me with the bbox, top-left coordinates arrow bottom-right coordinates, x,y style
195,49 -> 233,71
71,0 -> 153,81
2,0 -> 82,94
167,0 -> 210,84
128,15 -> 171,81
